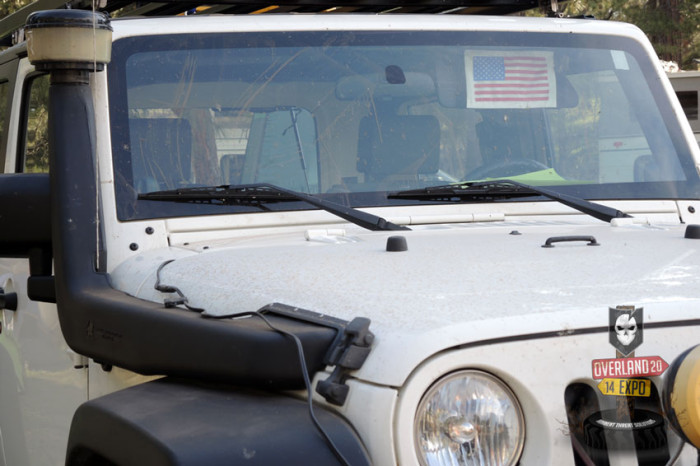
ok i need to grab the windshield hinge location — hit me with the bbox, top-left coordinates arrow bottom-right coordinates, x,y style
546,0 -> 564,17
316,317 -> 374,406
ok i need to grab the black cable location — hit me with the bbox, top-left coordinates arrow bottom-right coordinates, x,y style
155,261 -> 352,464
154,260 -> 205,312
201,310 -> 352,466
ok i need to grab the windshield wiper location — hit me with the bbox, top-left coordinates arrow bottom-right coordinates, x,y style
138,183 -> 409,231
388,180 -> 632,223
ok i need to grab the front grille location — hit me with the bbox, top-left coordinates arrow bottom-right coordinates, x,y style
565,382 -> 670,466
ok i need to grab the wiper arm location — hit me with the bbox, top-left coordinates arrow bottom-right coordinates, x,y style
389,180 -> 632,223
138,183 -> 409,232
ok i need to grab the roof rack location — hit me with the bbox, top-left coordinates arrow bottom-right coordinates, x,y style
1,0 -> 557,46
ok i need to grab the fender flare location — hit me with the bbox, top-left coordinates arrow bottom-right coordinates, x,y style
66,378 -> 371,466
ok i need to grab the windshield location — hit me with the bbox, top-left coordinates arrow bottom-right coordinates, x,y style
108,29 -> 699,221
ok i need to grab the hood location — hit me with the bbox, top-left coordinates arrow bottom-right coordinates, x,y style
111,220 -> 700,385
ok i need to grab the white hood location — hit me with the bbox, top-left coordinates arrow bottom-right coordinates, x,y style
111,220 -> 700,385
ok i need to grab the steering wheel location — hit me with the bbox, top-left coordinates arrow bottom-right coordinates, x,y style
464,158 -> 550,181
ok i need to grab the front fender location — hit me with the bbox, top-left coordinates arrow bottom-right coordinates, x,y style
66,378 -> 371,465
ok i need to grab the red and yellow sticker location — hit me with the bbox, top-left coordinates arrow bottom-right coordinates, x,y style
592,355 -> 668,379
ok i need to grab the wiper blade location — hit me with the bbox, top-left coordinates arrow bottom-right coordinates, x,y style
138,183 -> 409,232
389,180 -> 632,223
389,182 -> 541,202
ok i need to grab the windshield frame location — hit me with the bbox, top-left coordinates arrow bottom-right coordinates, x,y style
108,29 -> 700,221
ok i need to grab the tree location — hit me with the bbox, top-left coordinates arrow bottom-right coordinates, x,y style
2,0 -> 699,68
552,0 -> 700,69
0,0 -> 33,18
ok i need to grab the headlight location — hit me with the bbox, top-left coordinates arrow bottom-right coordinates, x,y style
663,344 -> 700,449
414,370 -> 525,466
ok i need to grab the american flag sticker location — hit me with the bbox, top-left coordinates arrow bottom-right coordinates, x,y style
465,51 -> 557,109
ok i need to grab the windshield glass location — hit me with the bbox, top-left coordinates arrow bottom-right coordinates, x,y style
108,29 -> 699,221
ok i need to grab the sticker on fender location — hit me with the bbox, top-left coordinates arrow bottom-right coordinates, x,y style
597,378 -> 651,397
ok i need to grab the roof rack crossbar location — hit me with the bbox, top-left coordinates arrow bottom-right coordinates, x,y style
1,0 -> 547,46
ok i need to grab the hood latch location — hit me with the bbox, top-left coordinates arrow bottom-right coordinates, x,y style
317,317 -> 374,406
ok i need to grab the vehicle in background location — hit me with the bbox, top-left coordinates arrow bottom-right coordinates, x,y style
669,71 -> 700,143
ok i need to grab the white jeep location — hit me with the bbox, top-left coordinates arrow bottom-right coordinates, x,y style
1,0 -> 700,465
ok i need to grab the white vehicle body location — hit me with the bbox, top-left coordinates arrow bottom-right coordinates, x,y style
1,3 -> 700,466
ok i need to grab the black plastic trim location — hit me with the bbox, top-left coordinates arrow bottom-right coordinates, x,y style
48,73 -> 341,388
66,378 -> 372,466
542,235 -> 599,248
0,173 -> 51,257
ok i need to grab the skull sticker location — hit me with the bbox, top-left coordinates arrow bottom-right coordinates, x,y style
609,307 -> 643,355
615,314 -> 637,346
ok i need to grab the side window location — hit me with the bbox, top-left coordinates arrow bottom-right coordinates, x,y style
550,70 -> 651,184
21,74 -> 50,173
127,107 -> 320,194
234,108 -> 319,193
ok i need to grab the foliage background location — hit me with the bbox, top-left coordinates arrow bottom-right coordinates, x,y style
0,1 -> 32,18
543,0 -> 700,70
1,0 -> 699,68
